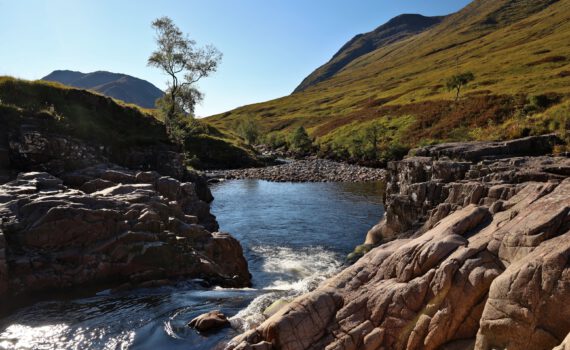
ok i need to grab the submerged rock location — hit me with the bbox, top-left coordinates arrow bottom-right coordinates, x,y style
226,135 -> 570,350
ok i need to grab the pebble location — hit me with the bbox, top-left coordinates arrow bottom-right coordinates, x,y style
207,159 -> 386,183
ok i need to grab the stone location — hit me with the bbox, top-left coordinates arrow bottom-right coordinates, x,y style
2,110 -> 191,182
135,171 -> 160,183
0,228 -> 7,295
189,310 -> 231,332
100,170 -> 136,183
80,178 -> 116,193
476,230 -> 570,350
208,159 -> 385,183
156,176 -> 182,199
366,155 -> 570,244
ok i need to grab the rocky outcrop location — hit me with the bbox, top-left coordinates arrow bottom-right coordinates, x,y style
3,114 -> 182,180
227,135 -> 570,350
366,135 -> 568,244
412,134 -> 560,162
0,110 -> 213,203
209,159 -> 385,183
0,169 -> 251,306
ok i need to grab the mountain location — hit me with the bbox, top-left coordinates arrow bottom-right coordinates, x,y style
207,0 -> 570,161
42,70 -> 164,109
293,14 -> 445,93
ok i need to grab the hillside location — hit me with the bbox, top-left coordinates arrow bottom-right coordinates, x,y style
293,14 -> 445,93
0,77 -> 257,171
207,0 -> 570,161
42,70 -> 164,109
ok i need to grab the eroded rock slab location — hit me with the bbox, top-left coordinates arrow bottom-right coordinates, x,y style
0,170 -> 251,302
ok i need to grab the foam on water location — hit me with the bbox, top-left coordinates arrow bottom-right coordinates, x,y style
229,245 -> 343,332
256,245 -> 341,290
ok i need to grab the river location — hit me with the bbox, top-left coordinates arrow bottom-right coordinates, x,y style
0,180 -> 384,350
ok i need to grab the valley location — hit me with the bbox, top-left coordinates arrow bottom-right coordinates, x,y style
0,1 -> 569,349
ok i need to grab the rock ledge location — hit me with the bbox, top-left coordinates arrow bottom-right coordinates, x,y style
0,167 -> 251,309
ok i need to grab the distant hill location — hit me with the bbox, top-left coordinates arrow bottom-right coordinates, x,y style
293,14 -> 445,93
42,70 -> 164,109
207,0 -> 570,161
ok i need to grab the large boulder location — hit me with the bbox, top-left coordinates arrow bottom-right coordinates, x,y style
476,232 -> 570,350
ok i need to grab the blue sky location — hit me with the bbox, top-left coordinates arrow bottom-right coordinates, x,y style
0,0 -> 471,116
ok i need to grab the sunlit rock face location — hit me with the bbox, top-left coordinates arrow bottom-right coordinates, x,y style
0,167 -> 251,304
227,135 -> 570,350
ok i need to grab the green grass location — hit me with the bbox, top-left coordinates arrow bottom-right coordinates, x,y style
0,77 -> 258,169
205,0 -> 570,157
0,76 -> 169,148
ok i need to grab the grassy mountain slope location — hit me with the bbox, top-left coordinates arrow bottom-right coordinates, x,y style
294,14 -> 445,93
207,0 -> 570,160
43,70 -> 164,109
0,77 -> 257,169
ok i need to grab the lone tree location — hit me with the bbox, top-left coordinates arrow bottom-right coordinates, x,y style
148,16 -> 222,142
446,72 -> 474,102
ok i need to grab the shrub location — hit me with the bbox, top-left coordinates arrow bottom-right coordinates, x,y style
235,118 -> 260,145
265,133 -> 287,149
529,94 -> 550,109
384,143 -> 410,160
289,126 -> 313,153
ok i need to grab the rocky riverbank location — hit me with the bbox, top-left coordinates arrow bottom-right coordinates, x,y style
207,159 -> 386,183
226,134 -> 570,350
0,166 -> 251,311
0,102 -> 251,313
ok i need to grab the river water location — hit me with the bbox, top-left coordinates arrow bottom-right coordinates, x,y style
0,180 -> 384,350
